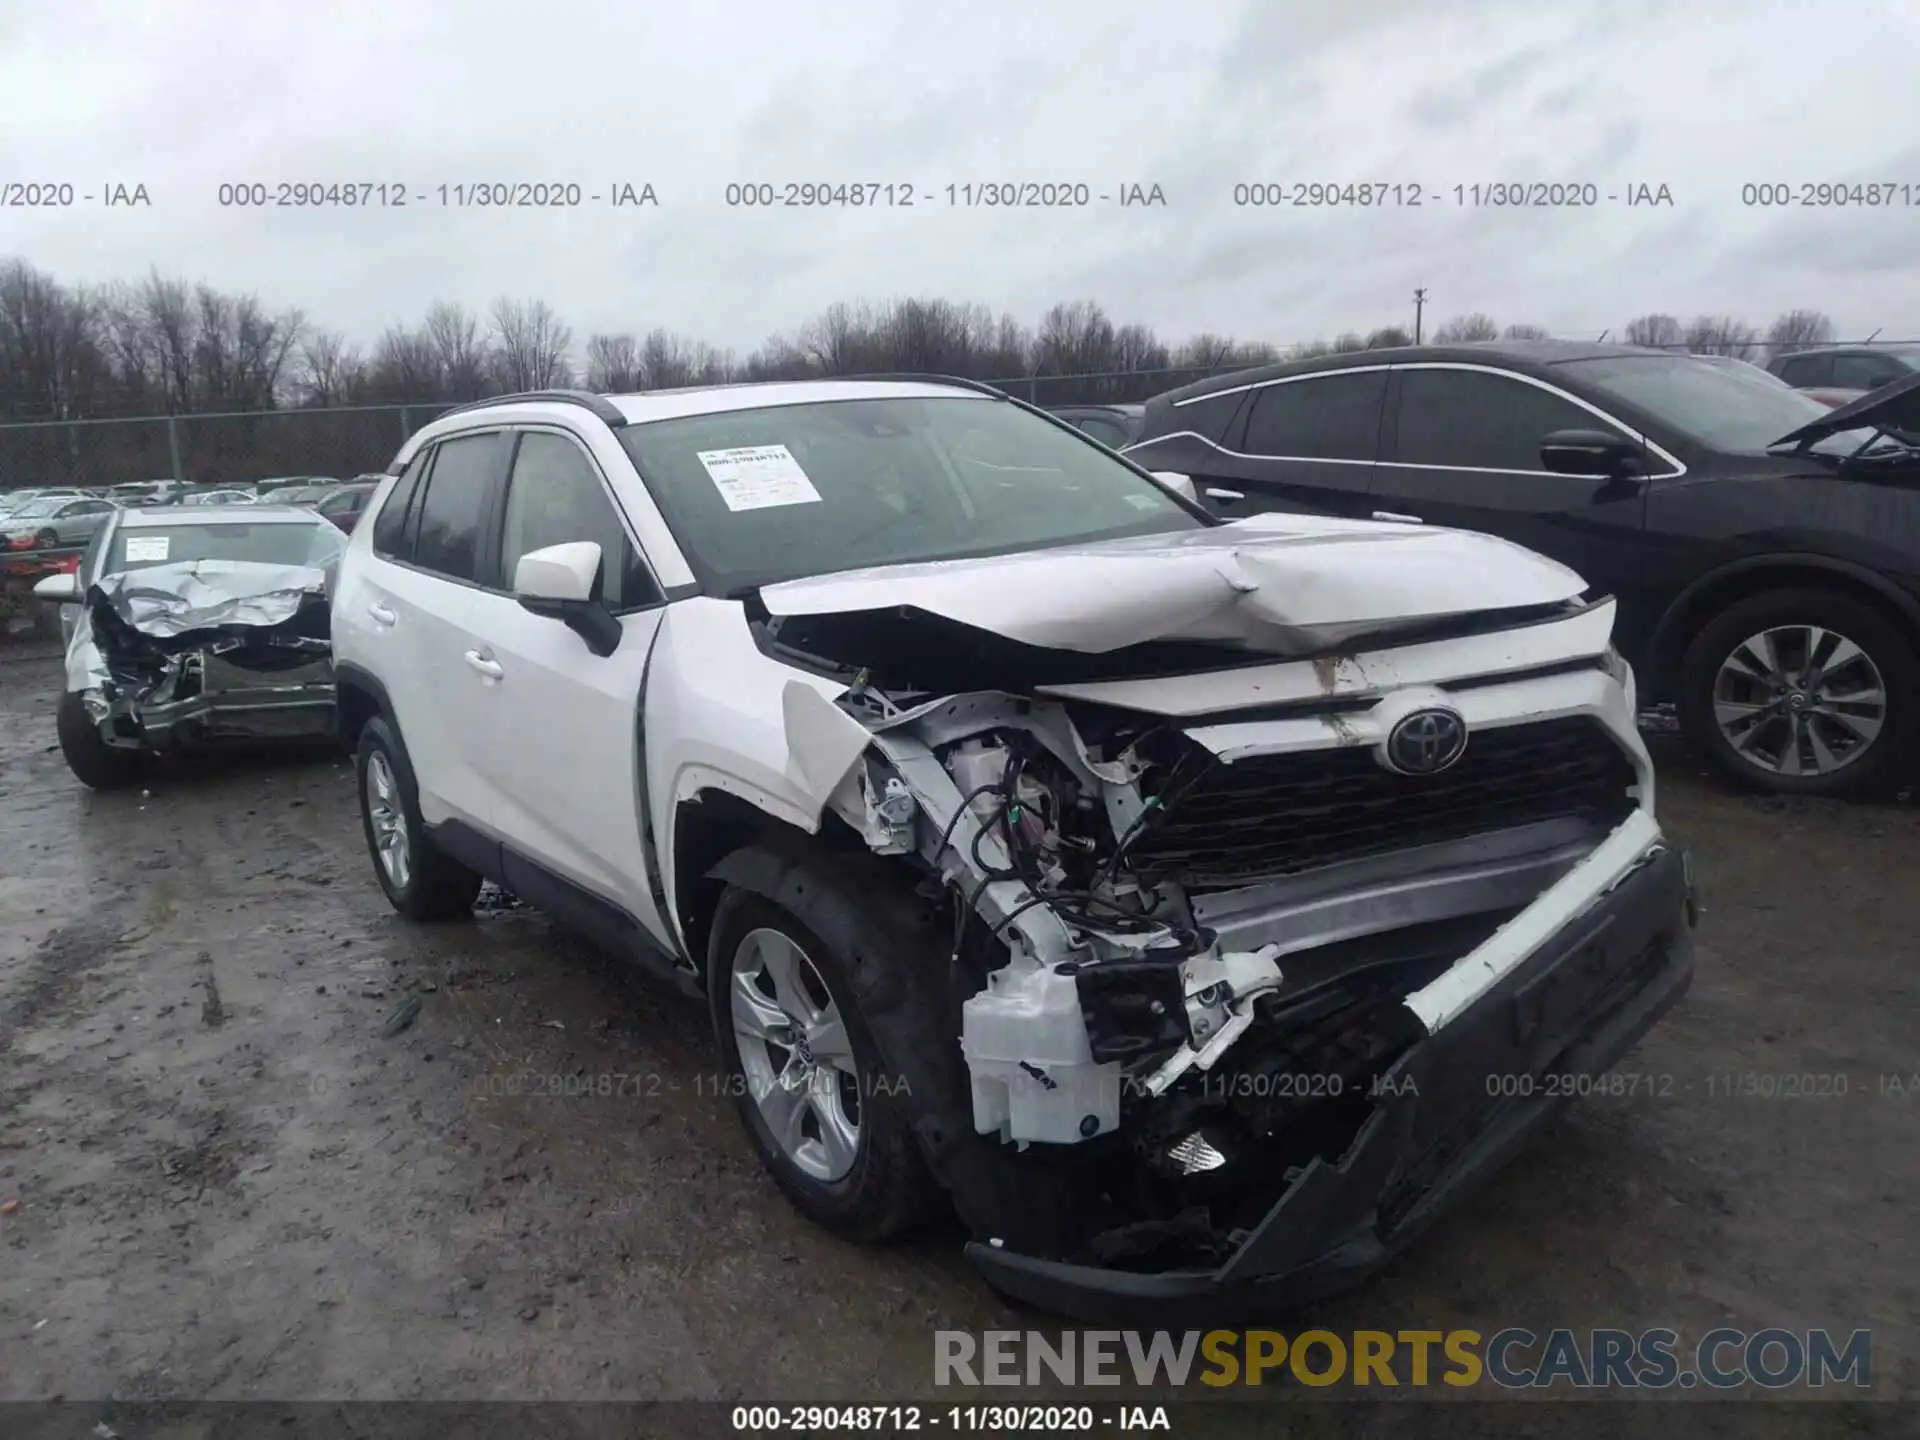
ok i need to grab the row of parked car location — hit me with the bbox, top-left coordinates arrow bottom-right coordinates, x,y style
0,474 -> 383,552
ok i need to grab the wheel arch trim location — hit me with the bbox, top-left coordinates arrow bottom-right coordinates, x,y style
1647,553 -> 1920,693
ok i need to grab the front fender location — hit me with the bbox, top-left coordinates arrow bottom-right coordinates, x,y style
644,597 -> 873,954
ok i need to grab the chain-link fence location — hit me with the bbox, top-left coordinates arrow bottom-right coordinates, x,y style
0,403 -> 459,493
0,369 -> 1247,490
2,346 -> 1913,492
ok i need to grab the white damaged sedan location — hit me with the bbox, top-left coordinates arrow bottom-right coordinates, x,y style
330,378 -> 1697,1322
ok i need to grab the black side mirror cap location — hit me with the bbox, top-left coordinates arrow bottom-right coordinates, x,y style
517,595 -> 622,657
1540,429 -> 1648,479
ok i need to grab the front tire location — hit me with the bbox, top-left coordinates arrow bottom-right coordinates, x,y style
1679,587 -> 1917,797
55,692 -> 141,790
707,881 -> 940,1242
354,714 -> 481,920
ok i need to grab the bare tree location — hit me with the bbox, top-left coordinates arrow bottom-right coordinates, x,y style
489,296 -> 573,391
1034,300 -> 1119,376
1330,332 -> 1368,353
584,333 -> 644,391
295,329 -> 364,407
0,259 -> 109,421
1623,313 -> 1683,349
1502,323 -> 1551,340
638,329 -> 728,389
141,274 -> 198,411
1433,313 -> 1500,343
1765,309 -> 1835,358
1366,326 -> 1414,349
369,324 -> 442,401
423,302 -> 491,400
1683,315 -> 1760,360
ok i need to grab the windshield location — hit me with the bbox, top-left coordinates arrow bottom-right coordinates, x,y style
617,396 -> 1201,591
1558,355 -> 1902,456
7,499 -> 64,520
104,520 -> 346,576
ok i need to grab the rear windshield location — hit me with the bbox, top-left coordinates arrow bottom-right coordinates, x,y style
617,395 -> 1201,592
106,521 -> 346,575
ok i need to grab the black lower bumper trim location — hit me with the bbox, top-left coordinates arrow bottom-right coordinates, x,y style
966,840 -> 1695,1325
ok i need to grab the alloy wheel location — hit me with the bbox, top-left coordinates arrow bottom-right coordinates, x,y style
365,750 -> 412,889
1712,624 -> 1887,778
729,927 -> 862,1183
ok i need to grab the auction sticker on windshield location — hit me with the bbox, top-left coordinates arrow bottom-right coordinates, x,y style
697,445 -> 824,512
124,536 -> 170,560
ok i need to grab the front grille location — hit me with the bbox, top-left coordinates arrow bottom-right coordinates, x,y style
1127,717 -> 1637,890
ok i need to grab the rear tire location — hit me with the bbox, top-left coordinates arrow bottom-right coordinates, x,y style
1679,586 -> 1917,797
55,692 -> 141,790
354,714 -> 481,920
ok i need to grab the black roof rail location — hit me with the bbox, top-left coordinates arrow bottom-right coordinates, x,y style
430,389 -> 629,427
834,372 -> 1010,398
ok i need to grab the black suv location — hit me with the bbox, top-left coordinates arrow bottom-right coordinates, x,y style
1125,342 -> 1920,797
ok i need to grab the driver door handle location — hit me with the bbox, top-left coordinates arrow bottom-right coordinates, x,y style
367,601 -> 397,626
464,649 -> 504,680
1204,487 -> 1246,502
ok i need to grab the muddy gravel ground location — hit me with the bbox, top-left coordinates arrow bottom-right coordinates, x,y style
1,648 -> 1916,1431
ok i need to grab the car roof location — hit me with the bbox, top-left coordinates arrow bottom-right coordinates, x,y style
119,504 -> 322,526
1157,340 -> 1671,402
603,378 -> 992,425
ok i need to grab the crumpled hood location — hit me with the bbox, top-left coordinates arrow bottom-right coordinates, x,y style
90,559 -> 332,638
67,559 -> 334,695
757,513 -> 1588,653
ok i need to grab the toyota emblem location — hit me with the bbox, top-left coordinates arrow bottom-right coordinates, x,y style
1382,707 -> 1469,776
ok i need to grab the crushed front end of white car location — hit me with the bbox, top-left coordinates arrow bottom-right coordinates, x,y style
726,512 -> 1695,1321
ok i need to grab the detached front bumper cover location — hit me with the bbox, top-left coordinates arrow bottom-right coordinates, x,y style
965,838 -> 1696,1325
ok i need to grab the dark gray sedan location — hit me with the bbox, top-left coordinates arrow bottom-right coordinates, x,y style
2,494 -> 119,551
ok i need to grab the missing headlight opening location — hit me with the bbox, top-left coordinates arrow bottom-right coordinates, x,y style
811,630 -> 1672,1290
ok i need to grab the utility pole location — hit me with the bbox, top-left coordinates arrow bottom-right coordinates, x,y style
1413,288 -> 1427,345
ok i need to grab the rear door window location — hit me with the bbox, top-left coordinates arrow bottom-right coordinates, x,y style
409,432 -> 507,583
1777,354 -> 1832,388
1241,371 -> 1388,460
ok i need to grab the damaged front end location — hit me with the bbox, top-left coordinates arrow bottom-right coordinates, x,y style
70,560 -> 338,752
773,574 -> 1696,1321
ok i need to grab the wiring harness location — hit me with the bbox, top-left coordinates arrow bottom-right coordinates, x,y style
938,732 -> 1213,963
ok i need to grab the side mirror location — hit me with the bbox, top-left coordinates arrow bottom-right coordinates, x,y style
1539,429 -> 1647,479
33,571 -> 81,605
1148,470 -> 1198,502
512,541 -> 620,657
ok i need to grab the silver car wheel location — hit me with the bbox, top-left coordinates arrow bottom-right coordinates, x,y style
1713,624 -> 1888,778
365,750 -> 412,890
729,926 -> 862,1183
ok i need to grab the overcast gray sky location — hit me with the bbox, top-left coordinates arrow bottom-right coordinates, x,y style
4,0 -> 1917,355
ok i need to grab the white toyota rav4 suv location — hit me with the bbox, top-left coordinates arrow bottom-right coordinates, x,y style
332,378 -> 1697,1322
